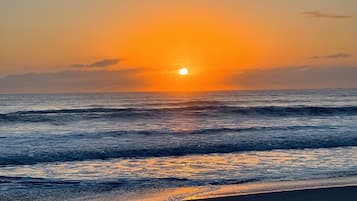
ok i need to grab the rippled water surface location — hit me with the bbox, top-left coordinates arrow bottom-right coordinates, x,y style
0,89 -> 357,199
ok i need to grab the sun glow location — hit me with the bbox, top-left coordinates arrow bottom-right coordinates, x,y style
178,68 -> 188,76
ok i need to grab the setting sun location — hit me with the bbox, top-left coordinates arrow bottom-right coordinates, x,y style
1,1 -> 357,200
178,68 -> 189,76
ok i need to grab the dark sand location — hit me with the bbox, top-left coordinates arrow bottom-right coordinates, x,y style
193,186 -> 357,201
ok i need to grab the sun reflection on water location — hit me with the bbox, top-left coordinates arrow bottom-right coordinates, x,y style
0,147 -> 356,183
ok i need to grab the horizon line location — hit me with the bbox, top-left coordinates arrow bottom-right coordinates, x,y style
0,87 -> 356,95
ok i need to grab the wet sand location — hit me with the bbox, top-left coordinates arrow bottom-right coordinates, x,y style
193,185 -> 357,201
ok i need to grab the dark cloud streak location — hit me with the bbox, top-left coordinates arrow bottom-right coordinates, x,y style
71,59 -> 120,68
308,53 -> 351,60
303,11 -> 352,19
326,53 -> 351,59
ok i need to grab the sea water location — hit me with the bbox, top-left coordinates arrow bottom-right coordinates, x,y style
0,89 -> 357,200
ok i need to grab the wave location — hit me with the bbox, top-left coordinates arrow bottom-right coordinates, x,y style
0,108 -> 143,124
0,176 -> 266,196
0,175 -> 260,188
0,125 -> 328,140
138,100 -> 225,107
55,125 -> 326,139
1,136 -> 357,165
1,106 -> 357,124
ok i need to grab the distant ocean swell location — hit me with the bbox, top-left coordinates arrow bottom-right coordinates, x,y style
1,106 -> 357,123
0,125 -> 325,138
1,134 -> 356,165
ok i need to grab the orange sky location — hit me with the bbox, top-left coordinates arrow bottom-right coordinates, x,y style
91,5 -> 280,91
0,0 -> 356,93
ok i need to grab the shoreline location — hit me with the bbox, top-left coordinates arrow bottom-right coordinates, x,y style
192,185 -> 357,201
184,176 -> 357,201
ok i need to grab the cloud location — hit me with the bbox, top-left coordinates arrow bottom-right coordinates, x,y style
226,66 -> 357,90
326,53 -> 351,59
308,56 -> 321,60
0,69 -> 146,93
303,11 -> 352,19
308,53 -> 351,60
71,59 -> 120,68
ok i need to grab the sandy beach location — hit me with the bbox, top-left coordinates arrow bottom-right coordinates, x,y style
193,186 -> 357,201
181,176 -> 357,201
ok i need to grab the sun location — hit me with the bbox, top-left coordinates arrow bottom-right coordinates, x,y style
178,68 -> 189,75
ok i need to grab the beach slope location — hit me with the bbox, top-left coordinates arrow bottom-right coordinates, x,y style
194,186 -> 357,201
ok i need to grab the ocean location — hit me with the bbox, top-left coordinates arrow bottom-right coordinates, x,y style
0,89 -> 357,200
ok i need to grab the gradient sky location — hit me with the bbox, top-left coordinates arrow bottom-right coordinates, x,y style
1,0 -> 356,93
